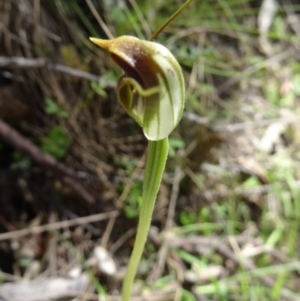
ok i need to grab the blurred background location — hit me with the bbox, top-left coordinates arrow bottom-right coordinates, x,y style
0,0 -> 300,300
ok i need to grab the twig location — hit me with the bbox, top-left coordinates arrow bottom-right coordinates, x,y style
169,234 -> 299,301
183,112 -> 300,132
85,0 -> 114,39
116,150 -> 147,208
0,211 -> 118,241
184,162 -> 300,203
0,56 -> 115,87
218,243 -> 276,285
218,47 -> 296,94
166,165 -> 183,230
128,0 -> 152,38
109,228 -> 136,255
0,118 -> 96,205
201,181 -> 300,201
101,213 -> 117,248
63,209 -> 101,235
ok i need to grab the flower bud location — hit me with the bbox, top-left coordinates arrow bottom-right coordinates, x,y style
90,36 -> 185,141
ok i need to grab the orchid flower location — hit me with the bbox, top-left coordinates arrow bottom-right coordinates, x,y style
90,36 -> 185,141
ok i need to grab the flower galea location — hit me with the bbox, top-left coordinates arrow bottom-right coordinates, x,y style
90,36 -> 185,141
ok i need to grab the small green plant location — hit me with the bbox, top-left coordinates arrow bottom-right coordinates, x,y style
10,151 -> 31,170
123,181 -> 143,219
90,70 -> 119,98
40,126 -> 70,160
90,1 -> 192,300
169,137 -> 186,158
180,211 -> 197,226
181,289 -> 197,301
44,97 -> 69,118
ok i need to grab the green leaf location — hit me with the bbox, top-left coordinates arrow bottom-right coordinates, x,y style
242,176 -> 260,188
44,98 -> 69,118
10,151 -> 31,170
181,289 -> 197,301
40,126 -> 70,159
45,97 -> 59,114
180,211 -> 197,226
90,81 -> 108,97
169,137 -> 185,157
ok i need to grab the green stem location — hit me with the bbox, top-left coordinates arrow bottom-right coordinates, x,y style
148,0 -> 193,41
122,137 -> 169,301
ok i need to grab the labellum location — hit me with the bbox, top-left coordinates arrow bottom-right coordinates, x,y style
90,35 -> 185,141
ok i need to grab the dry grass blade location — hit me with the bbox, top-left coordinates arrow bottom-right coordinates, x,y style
0,56 -> 115,85
0,211 -> 118,241
0,119 -> 96,205
85,0 -> 114,39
